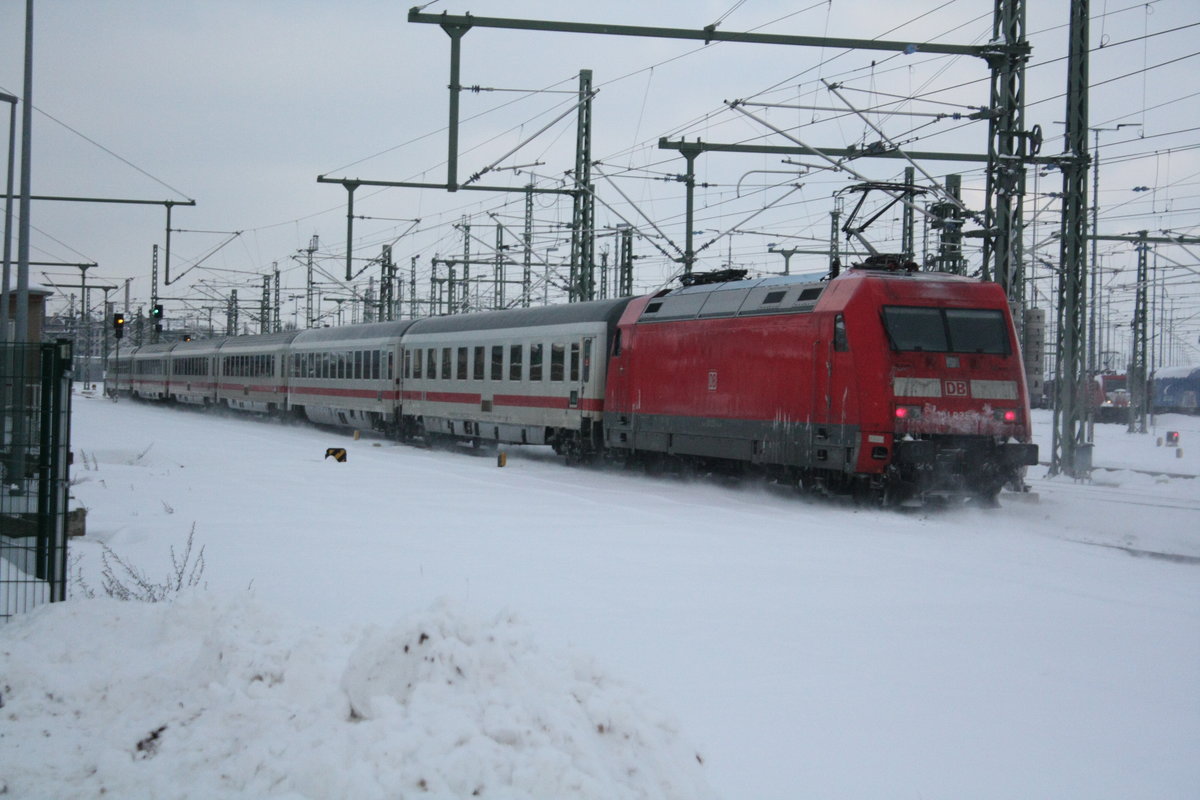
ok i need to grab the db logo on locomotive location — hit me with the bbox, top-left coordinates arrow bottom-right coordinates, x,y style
943,379 -> 969,397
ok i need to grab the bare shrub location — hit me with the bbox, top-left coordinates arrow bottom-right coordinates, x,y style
73,525 -> 206,602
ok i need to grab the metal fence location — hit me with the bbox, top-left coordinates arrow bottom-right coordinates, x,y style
0,340 -> 73,622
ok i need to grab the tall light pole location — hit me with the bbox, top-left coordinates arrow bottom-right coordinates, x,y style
1087,122 -> 1139,440
0,90 -> 16,344
15,0 -> 33,345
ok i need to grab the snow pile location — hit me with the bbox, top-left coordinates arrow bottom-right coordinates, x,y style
1,595 -> 714,799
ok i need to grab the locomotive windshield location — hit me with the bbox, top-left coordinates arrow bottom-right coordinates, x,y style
882,306 -> 1010,355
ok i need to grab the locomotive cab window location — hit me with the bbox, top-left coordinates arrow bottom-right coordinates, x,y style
882,306 -> 1009,355
945,309 -> 1010,355
833,314 -> 848,352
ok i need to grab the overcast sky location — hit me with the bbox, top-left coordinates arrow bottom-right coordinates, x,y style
1,0 -> 1196,359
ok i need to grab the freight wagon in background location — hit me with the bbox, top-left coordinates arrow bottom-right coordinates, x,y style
114,263 -> 1039,506
1152,366 -> 1200,415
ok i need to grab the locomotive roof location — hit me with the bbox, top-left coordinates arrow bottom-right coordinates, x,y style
406,297 -> 634,335
641,273 -> 828,322
291,319 -> 418,345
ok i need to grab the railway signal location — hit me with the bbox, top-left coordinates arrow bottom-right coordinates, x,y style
112,312 -> 126,339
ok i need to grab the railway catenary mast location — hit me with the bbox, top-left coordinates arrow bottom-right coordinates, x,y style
1050,0 -> 1091,478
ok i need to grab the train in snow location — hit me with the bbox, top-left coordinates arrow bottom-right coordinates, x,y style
1151,365 -> 1200,415
110,263 -> 1038,505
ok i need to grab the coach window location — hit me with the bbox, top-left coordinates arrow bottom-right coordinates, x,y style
550,343 -> 565,381
388,352 -> 394,380
509,344 -> 523,381
354,351 -> 363,380
570,342 -> 580,382
372,350 -> 381,380
583,339 -> 593,383
834,314 -> 848,352
403,349 -> 411,379
530,343 -> 544,381
491,345 -> 503,381
413,349 -> 422,379
473,346 -> 485,381
441,348 -> 452,381
456,347 -> 468,380
427,348 -> 437,379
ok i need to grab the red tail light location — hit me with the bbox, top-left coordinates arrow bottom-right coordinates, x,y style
993,409 -> 1018,423
895,405 -> 922,420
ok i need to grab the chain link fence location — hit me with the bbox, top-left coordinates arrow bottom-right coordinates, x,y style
1,340 -> 73,622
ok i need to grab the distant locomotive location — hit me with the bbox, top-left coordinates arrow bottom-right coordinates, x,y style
113,264 -> 1037,505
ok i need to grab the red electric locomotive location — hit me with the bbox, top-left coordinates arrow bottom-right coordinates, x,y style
602,264 -> 1037,504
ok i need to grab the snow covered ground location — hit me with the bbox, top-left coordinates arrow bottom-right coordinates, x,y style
2,391 -> 1198,799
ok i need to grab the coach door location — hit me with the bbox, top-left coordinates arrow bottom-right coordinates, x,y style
569,337 -> 593,410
